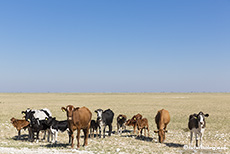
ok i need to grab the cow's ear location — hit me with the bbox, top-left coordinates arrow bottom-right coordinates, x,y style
21,111 -> 25,115
154,130 -> 159,133
74,107 -> 80,111
205,114 -> 209,117
61,107 -> 66,112
31,111 -> 35,114
95,110 -> 98,113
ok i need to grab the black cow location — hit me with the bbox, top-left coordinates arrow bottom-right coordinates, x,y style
188,111 -> 209,147
45,117 -> 71,144
22,108 -> 52,141
95,109 -> 114,138
117,114 -> 127,135
90,120 -> 99,138
24,110 -> 51,142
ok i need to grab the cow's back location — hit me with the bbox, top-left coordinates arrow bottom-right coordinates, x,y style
155,109 -> 170,129
73,107 -> 92,128
103,109 -> 114,125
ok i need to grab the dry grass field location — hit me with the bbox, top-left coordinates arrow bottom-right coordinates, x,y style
0,93 -> 229,153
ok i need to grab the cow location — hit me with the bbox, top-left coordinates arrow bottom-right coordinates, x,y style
24,110 -> 51,142
154,109 -> 170,143
21,108 -> 52,141
125,113 -> 142,134
61,105 -> 92,149
90,120 -> 99,138
136,118 -> 149,138
95,109 -> 114,138
117,114 -> 127,135
10,117 -> 31,140
188,111 -> 209,147
45,117 -> 71,144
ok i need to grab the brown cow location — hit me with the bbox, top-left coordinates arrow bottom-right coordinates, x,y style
61,105 -> 92,149
154,109 -> 170,143
136,118 -> 149,138
125,113 -> 142,134
10,117 -> 30,140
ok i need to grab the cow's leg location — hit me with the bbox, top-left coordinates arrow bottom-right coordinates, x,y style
96,128 -> 98,138
17,130 -> 21,140
117,123 -> 119,135
99,126 -> 102,138
108,124 -> 112,137
47,129 -> 50,142
134,124 -> 136,134
76,129 -> 81,148
70,131 -> 74,148
195,132 -> 198,147
189,131 -> 193,147
103,125 -> 106,138
147,125 -> 150,137
83,127 -> 89,146
68,131 -> 71,144
200,129 -> 205,147
54,131 -> 58,144
42,130 -> 46,140
36,131 -> 40,143
90,128 -> 92,138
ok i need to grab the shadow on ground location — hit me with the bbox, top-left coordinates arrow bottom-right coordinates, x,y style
41,143 -> 70,148
12,134 -> 29,141
165,142 -> 184,148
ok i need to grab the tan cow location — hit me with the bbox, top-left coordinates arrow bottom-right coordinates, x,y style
125,113 -> 142,134
154,109 -> 170,143
136,118 -> 149,138
61,105 -> 92,149
10,117 -> 30,140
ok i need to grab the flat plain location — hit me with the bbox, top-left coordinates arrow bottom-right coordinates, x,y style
0,93 -> 229,153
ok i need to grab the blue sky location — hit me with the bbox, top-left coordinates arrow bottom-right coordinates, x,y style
0,1 -> 229,92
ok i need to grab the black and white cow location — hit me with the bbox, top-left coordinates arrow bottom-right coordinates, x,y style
24,111 -> 51,142
95,109 -> 114,138
45,117 -> 71,144
188,111 -> 209,147
22,108 -> 52,142
117,114 -> 127,135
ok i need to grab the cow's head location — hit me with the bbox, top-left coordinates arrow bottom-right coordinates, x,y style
130,113 -> 142,123
197,111 -> 209,128
154,129 -> 168,143
10,117 -> 16,123
95,109 -> 103,122
61,105 -> 79,120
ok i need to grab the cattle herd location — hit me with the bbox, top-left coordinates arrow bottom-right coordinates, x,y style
10,105 -> 209,149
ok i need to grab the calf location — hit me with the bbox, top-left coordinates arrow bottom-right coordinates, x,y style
117,114 -> 127,135
45,117 -> 71,144
61,105 -> 92,149
22,108 -> 52,141
95,109 -> 114,138
154,109 -> 170,143
25,111 -> 51,142
90,120 -> 99,138
188,111 -> 209,147
10,117 -> 30,140
125,113 -> 142,134
136,118 -> 149,138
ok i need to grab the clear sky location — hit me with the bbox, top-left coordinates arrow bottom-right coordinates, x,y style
0,1 -> 229,93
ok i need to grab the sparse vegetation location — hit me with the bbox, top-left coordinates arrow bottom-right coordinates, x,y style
0,93 -> 229,153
